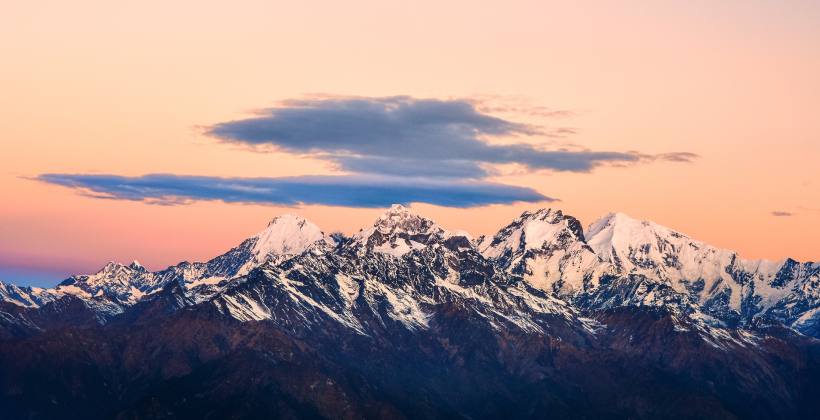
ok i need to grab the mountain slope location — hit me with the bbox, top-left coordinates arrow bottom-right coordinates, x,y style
210,206 -> 589,337
478,208 -> 609,294
0,215 -> 333,321
585,212 -> 820,331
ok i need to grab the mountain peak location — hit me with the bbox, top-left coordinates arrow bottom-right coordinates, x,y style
352,205 -> 448,256
588,211 -> 639,228
584,211 -> 749,304
376,203 -> 417,220
385,203 -> 410,214
128,260 -> 145,271
521,208 -> 565,222
479,208 -> 586,260
372,204 -> 438,234
252,214 -> 328,257
585,212 -> 689,249
266,213 -> 307,227
98,261 -> 132,274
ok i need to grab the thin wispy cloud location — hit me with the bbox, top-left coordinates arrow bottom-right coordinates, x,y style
771,211 -> 794,217
468,94 -> 578,119
35,173 -> 552,208
653,152 -> 700,162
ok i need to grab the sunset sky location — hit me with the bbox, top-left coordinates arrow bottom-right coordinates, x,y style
1,1 -> 818,286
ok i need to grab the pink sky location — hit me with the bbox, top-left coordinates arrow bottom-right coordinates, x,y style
1,1 -> 818,286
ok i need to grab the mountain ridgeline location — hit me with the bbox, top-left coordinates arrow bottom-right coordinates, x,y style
1,205 -> 819,419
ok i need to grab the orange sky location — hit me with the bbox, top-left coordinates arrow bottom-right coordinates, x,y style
1,1 -> 818,286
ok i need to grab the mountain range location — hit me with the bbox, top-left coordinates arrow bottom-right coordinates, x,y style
1,205 -> 819,419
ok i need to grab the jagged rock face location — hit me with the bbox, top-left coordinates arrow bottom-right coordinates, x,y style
0,282 -> 57,308
57,261 -> 152,305
581,212 -> 820,331
761,262 -> 820,332
479,209 -> 610,294
351,204 -> 465,257
210,245 -> 586,339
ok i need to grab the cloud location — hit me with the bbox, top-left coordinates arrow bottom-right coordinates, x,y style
35,173 -> 553,208
771,211 -> 794,217
467,94 -> 577,119
653,152 -> 700,163
35,96 -> 700,210
332,156 -> 491,179
206,96 -> 697,178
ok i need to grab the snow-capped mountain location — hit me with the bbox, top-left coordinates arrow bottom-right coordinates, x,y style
2,206 -> 820,418
57,260 -> 153,303
351,204 -> 472,256
202,204 -> 583,336
0,282 -> 56,308
0,214 -> 333,319
478,208 -> 610,294
1,206 -> 818,337
583,212 -> 820,331
220,213 -> 332,277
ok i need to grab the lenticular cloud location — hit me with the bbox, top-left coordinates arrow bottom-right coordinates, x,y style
35,173 -> 553,208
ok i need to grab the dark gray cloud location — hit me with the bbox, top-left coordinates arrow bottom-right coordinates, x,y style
771,211 -> 794,217
35,173 -> 552,208
206,96 -> 697,177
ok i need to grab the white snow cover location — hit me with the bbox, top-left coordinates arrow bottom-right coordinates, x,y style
478,208 -> 574,258
479,209 -> 608,293
49,262 -> 150,306
233,214 -> 332,276
585,212 -> 789,311
353,204 -> 449,257
373,240 -> 426,257
251,214 -> 329,257
0,282 -> 56,308
221,292 -> 273,322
